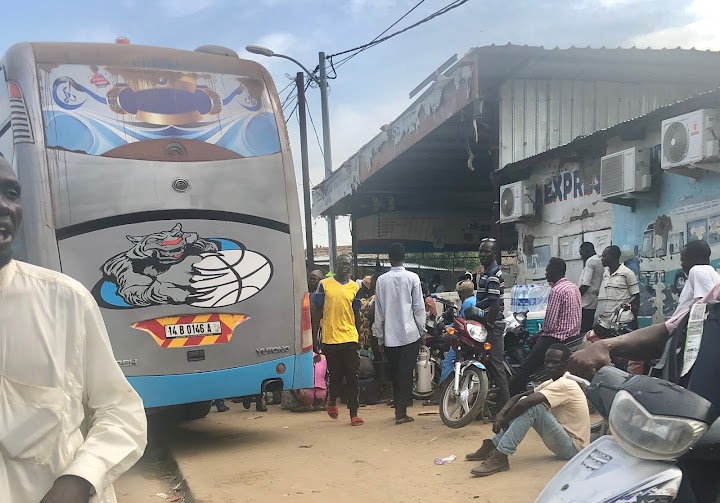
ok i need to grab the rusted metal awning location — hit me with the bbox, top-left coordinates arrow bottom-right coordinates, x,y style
312,54 -> 480,217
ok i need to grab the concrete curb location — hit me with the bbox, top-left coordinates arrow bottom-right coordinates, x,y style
166,448 -> 197,503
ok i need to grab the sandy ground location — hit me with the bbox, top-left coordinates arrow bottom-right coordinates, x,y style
166,404 -> 568,503
115,414 -> 187,503
115,459 -> 177,502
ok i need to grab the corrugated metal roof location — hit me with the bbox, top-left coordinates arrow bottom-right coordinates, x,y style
468,43 -> 720,85
500,86 -> 720,174
313,43 -> 720,214
318,44 -> 720,188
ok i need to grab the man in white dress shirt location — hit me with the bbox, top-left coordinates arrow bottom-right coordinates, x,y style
672,239 -> 720,317
0,156 -> 147,503
373,242 -> 426,425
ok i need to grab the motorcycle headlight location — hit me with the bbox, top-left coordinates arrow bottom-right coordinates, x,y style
513,312 -> 526,323
609,390 -> 707,460
466,323 -> 488,343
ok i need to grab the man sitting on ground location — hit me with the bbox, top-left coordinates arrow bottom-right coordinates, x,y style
467,344 -> 590,477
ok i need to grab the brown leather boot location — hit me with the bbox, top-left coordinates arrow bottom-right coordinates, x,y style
470,449 -> 510,477
465,439 -> 496,461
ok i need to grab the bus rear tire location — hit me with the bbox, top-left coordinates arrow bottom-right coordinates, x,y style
183,401 -> 212,420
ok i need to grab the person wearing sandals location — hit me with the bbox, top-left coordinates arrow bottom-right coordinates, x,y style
374,243 -> 427,425
312,255 -> 365,426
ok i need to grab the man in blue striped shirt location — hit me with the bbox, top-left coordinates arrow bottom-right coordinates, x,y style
475,238 -> 510,410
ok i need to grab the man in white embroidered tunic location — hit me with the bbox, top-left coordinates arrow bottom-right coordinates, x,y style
0,156 -> 147,503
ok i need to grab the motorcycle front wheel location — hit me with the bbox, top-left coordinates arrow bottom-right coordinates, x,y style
439,365 -> 489,429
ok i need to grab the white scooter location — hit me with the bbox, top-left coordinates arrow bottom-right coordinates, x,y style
536,366 -> 720,502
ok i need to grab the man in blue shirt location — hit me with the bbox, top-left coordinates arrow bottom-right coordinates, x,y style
439,281 -> 478,383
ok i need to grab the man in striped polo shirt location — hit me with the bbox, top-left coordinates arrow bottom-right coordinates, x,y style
509,257 -> 582,395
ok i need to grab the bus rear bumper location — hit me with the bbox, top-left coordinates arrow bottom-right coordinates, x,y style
128,352 -> 314,408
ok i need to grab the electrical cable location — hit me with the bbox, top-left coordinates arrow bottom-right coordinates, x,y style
327,0 -> 469,61
333,0 -> 428,69
305,95 -> 324,157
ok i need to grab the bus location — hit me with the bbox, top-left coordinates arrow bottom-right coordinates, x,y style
0,41 -> 313,419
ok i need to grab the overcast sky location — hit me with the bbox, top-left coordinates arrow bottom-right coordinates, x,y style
3,0 -> 719,247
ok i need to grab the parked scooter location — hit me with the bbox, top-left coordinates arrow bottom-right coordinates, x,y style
536,366 -> 720,502
438,307 -> 494,428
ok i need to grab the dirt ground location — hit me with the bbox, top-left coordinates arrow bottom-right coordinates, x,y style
165,403 -> 567,503
115,413 -> 187,503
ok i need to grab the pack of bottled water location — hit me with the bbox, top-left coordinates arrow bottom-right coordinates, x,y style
510,284 -> 551,313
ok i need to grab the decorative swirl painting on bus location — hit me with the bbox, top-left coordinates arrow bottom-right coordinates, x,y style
92,223 -> 273,309
38,64 -> 281,158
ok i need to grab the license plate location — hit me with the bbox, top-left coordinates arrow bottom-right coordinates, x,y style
165,321 -> 222,338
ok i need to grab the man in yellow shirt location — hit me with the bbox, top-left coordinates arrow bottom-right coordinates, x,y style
466,344 -> 589,477
311,255 -> 364,426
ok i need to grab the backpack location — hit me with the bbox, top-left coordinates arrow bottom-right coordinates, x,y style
358,377 -> 380,405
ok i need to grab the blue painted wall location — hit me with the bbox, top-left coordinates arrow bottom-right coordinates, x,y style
612,143 -> 720,326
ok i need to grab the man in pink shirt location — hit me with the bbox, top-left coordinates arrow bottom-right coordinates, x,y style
509,258 -> 582,395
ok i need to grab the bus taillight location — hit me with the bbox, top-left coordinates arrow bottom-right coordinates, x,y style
7,81 -> 21,99
7,81 -> 34,144
301,292 -> 313,352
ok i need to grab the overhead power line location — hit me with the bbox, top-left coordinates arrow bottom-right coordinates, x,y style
305,95 -> 324,157
334,0 -> 428,69
327,0 -> 470,61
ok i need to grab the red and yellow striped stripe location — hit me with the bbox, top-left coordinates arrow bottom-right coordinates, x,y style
132,313 -> 248,348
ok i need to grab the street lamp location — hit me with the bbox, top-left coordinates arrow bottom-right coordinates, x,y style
246,45 -> 319,85
245,45 -> 338,272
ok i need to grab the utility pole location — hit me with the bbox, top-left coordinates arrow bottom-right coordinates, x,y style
296,72 -> 314,270
319,51 -> 337,272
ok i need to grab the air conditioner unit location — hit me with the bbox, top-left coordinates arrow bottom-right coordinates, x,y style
600,147 -> 651,199
499,181 -> 535,223
661,109 -> 720,169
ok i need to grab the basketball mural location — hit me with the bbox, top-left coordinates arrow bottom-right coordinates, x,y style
92,223 -> 273,309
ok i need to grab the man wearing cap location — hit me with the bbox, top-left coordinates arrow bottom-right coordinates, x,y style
308,269 -> 324,294
438,281 -> 478,384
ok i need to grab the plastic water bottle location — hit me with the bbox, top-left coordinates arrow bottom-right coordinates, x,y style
517,285 -> 528,311
533,285 -> 545,312
510,285 -> 519,313
526,284 -> 536,311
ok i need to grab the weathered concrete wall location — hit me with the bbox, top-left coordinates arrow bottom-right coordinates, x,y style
608,130 -> 720,326
514,156 -> 613,286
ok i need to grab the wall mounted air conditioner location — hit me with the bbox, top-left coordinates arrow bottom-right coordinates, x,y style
600,147 -> 651,199
499,181 -> 535,223
661,109 -> 720,170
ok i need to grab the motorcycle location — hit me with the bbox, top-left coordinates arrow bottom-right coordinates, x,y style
438,307 -> 494,428
585,303 -> 639,375
536,366 -> 720,502
503,311 -> 547,386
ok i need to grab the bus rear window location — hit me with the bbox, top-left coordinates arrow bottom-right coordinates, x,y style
38,64 -> 280,161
